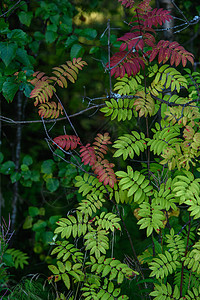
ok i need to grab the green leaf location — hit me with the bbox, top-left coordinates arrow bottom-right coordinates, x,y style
48,265 -> 59,275
45,31 -> 58,43
61,273 -> 70,289
18,11 -> 33,27
7,29 -> 27,46
0,152 -> 4,163
89,46 -> 100,54
28,206 -> 40,217
70,44 -> 85,60
117,271 -> 124,284
46,177 -> 59,192
34,31 -> 45,41
23,216 -> 33,229
23,155 -> 33,166
41,159 -> 55,174
10,172 -> 21,183
49,215 -> 61,225
0,160 -> 15,174
2,79 -> 19,102
32,220 -> 47,231
21,164 -> 29,172
64,35 -> 78,48
57,261 -> 66,273
78,28 -> 97,40
3,252 -> 14,267
0,42 -> 17,66
16,48 -> 32,67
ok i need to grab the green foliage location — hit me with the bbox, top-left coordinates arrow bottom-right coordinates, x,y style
8,277 -> 56,300
113,131 -> 148,160
5,248 -> 29,269
2,0 -> 200,299
116,166 -> 153,202
100,98 -> 137,121
148,64 -> 188,95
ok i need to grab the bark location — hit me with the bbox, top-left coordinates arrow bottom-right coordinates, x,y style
11,91 -> 23,231
159,0 -> 174,41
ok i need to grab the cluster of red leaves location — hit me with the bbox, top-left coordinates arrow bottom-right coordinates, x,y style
52,133 -> 116,188
109,52 -> 146,78
53,135 -> 80,151
79,144 -> 96,166
148,40 -> 194,67
118,0 -> 135,9
80,133 -> 117,188
108,0 -> 193,78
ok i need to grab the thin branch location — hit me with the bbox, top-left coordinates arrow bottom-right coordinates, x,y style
41,118 -> 93,175
0,104 -> 104,125
0,0 -> 22,18
54,92 -> 79,137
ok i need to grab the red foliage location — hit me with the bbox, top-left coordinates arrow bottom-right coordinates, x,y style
148,40 -> 194,66
80,144 -> 96,166
118,0 -> 135,9
109,0 -> 193,78
92,159 -> 117,188
79,133 -> 117,188
109,52 -> 146,78
143,8 -> 173,28
53,135 -> 80,151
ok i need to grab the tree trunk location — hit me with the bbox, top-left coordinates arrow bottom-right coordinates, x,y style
159,0 -> 174,41
11,91 -> 23,231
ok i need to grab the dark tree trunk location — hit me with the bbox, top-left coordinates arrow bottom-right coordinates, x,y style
159,0 -> 174,41
11,91 -> 23,231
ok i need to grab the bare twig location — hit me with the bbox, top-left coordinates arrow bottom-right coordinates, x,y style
0,0 -> 22,18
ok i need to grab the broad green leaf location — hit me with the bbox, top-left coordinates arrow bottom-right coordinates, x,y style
89,46 -> 99,54
0,76 -> 6,90
7,29 -> 27,46
0,42 -> 17,66
23,155 -> 33,166
41,159 -> 55,174
70,44 -> 85,60
31,170 -> 40,182
10,171 -> 21,183
64,35 -> 78,48
16,48 -> 32,67
78,28 -> 97,40
0,152 -> 4,163
28,206 -> 40,217
46,178 -> 59,192
0,160 -> 15,174
34,31 -> 45,41
2,79 -> 19,102
47,24 -> 57,32
32,220 -> 47,231
21,164 -> 29,172
45,31 -> 58,43
23,216 -> 33,229
18,11 -> 33,27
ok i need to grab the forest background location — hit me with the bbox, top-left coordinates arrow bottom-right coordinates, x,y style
1,0 -> 200,299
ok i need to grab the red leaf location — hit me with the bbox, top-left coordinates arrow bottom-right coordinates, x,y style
53,135 -> 80,151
